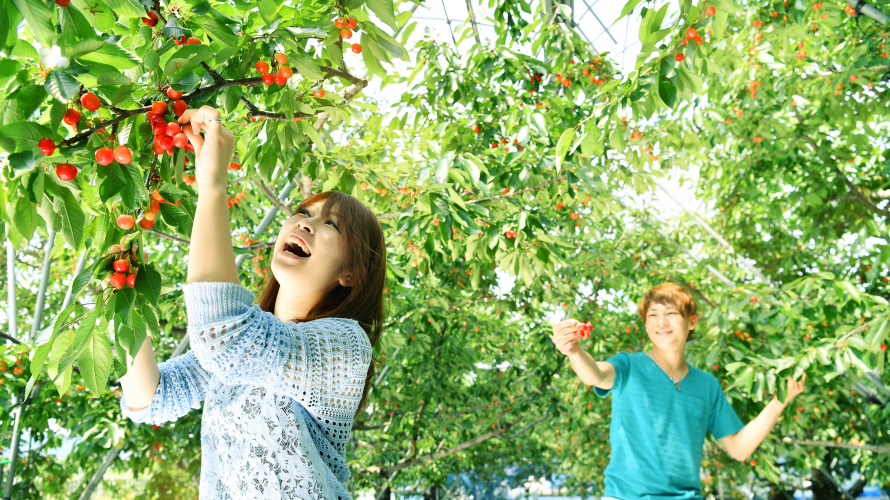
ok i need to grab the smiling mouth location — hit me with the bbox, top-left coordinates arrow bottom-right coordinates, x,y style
283,235 -> 311,258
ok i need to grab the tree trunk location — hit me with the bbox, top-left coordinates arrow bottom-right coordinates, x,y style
768,480 -> 796,500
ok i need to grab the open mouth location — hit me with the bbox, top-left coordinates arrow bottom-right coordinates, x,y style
282,234 -> 312,258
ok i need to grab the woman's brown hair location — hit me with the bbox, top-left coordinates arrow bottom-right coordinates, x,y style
256,190 -> 386,417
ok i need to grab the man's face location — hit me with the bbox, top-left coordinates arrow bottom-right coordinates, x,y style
645,302 -> 697,349
270,201 -> 350,294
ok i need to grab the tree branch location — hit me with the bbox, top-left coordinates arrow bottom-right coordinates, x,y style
780,437 -> 890,454
0,329 -> 23,345
144,229 -> 191,245
254,179 -> 295,216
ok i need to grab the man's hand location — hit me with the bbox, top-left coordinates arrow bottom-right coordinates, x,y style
551,319 -> 582,356
779,372 -> 807,406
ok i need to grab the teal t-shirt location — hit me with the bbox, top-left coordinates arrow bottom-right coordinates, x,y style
595,352 -> 744,500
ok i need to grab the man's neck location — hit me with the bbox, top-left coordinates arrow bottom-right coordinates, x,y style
648,345 -> 688,373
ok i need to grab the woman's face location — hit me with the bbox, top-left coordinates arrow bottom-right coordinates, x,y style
270,201 -> 351,293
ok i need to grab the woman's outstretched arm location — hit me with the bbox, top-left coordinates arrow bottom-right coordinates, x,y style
178,106 -> 240,285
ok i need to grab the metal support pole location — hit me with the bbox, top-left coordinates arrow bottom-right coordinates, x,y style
76,440 -> 124,500
653,179 -> 774,287
855,0 -> 890,24
2,390 -> 24,500
29,232 -> 56,342
62,248 -> 89,311
464,0 -> 482,45
439,0 -> 458,46
235,180 -> 296,269
6,240 -> 17,345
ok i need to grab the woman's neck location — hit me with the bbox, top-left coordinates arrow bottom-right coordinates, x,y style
273,283 -> 321,322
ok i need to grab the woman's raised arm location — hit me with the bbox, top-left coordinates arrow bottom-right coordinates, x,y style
178,106 -> 240,285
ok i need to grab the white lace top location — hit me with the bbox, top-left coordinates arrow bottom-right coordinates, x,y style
120,282 -> 372,500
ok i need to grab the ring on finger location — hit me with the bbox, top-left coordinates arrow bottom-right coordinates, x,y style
206,117 -> 223,123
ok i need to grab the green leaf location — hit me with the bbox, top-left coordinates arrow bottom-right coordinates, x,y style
78,44 -> 140,69
164,45 -> 214,75
195,16 -> 238,47
11,197 -> 37,241
580,123 -> 603,158
47,327 -> 75,395
291,56 -> 325,80
98,164 -> 128,202
259,0 -> 282,25
102,0 -> 147,18
143,49 -> 159,70
114,287 -> 136,326
14,84 -> 47,117
11,0 -> 53,48
24,339 -> 53,398
658,76 -> 677,108
54,305 -> 103,382
75,319 -> 112,394
0,121 -> 53,153
158,202 -> 194,237
614,0 -> 645,24
53,187 -> 85,250
554,128 -> 575,173
299,120 -> 326,155
367,0 -> 398,31
361,34 -> 386,77
282,26 -> 328,38
67,39 -> 104,59
609,127 -> 626,151
161,15 -> 188,38
675,63 -> 703,101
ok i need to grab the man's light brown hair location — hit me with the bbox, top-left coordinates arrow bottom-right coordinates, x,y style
638,283 -> 698,341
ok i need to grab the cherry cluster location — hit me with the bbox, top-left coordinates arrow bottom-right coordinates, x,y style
256,54 -> 295,86
98,239 -> 140,289
335,16 -> 363,53
575,321 -> 594,339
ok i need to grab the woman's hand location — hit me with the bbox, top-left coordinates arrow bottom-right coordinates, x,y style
177,106 -> 235,191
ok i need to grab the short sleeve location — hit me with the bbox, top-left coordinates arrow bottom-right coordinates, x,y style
120,350 -> 213,425
182,282 -> 372,415
707,381 -> 745,439
595,351 -> 631,398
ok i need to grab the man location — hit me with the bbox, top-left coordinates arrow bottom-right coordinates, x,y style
551,283 -> 806,500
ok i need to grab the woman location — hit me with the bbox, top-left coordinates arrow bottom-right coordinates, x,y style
119,105 -> 386,500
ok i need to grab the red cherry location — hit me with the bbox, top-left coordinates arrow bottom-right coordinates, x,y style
113,145 -> 132,164
351,43 -> 363,54
56,163 -> 78,181
159,135 -> 174,151
127,273 -> 136,287
150,199 -> 161,213
166,87 -> 183,100
152,101 -> 168,115
341,28 -> 353,39
585,321 -> 593,330
141,11 -> 158,27
152,141 -> 164,155
139,212 -> 156,229
881,344 -> 887,351
174,35 -> 187,45
256,61 -> 270,74
166,122 -> 181,137
347,17 -> 357,30
153,121 -> 167,135
172,100 -> 187,116
80,92 -> 101,111
228,162 -> 241,170
273,74 -> 287,85
186,37 -> 201,45
63,108 -> 81,126
334,19 -> 346,29
279,66 -> 293,79
113,259 -> 130,273
262,73 -> 274,85
473,125 -> 481,134
38,138 -> 56,156
116,215 -> 135,230
110,272 -> 127,288
706,6 -> 716,16
275,53 -> 287,65
95,147 -> 114,165
751,296 -> 758,303
675,53 -> 685,62
172,133 -> 188,148
313,89 -> 326,98
56,0 -> 70,6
